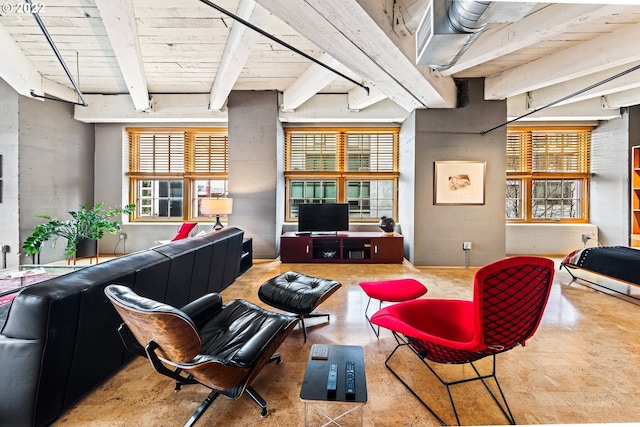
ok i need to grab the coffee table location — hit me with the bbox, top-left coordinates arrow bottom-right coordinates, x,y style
300,344 -> 367,426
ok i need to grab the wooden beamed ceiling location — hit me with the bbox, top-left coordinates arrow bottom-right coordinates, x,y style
1,0 -> 640,123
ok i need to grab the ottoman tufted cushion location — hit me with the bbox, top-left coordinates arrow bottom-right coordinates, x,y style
259,271 -> 341,314
258,271 -> 341,341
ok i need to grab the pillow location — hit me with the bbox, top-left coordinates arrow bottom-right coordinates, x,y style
171,222 -> 198,241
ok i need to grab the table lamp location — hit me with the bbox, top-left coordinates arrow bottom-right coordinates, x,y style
201,198 -> 233,230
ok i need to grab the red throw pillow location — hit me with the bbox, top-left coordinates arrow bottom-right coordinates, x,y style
171,222 -> 198,241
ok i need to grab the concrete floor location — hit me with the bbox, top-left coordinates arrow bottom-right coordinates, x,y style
54,258 -> 640,426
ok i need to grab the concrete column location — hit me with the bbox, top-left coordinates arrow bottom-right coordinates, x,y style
406,78 -> 507,266
227,91 -> 282,259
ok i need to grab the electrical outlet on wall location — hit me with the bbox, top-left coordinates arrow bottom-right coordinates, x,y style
462,242 -> 472,250
119,233 -> 127,240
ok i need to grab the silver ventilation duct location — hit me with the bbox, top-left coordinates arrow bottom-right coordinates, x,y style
416,0 -> 535,71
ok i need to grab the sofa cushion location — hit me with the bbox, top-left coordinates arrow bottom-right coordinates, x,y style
171,222 -> 198,241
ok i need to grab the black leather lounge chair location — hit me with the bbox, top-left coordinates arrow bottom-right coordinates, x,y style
104,284 -> 297,426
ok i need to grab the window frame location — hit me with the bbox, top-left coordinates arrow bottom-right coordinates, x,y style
127,127 -> 229,222
506,126 -> 592,223
284,127 -> 400,222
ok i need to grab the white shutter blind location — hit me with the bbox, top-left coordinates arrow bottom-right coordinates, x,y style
286,131 -> 338,171
346,131 -> 397,172
187,131 -> 228,174
531,131 -> 590,173
129,130 -> 185,173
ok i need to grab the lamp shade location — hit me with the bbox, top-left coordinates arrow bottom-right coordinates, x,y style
201,198 -> 233,215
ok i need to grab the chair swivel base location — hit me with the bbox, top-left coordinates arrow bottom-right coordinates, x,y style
183,353 -> 282,426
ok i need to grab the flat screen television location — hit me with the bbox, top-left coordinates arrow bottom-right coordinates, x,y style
298,203 -> 349,233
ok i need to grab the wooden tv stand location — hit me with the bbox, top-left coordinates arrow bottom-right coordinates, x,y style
280,231 -> 403,263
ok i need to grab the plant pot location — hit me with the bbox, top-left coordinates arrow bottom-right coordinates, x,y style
75,238 -> 98,259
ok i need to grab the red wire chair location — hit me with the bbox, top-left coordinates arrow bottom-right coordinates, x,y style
371,256 -> 555,425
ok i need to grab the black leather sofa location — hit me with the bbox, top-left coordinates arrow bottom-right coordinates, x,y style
0,227 -> 244,427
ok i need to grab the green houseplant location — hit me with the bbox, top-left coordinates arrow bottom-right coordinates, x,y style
23,202 -> 135,260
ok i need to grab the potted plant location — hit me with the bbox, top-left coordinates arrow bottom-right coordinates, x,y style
23,202 -> 135,261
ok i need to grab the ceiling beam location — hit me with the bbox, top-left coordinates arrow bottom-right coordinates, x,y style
526,62 -> 640,110
602,88 -> 640,110
486,22 -> 640,100
0,21 -> 42,98
257,0 -> 457,111
442,3 -> 621,76
209,0 -> 271,111
94,0 -> 149,111
280,94 -> 409,123
282,53 -> 348,111
348,86 -> 387,111
507,94 -> 621,122
74,94 -> 227,123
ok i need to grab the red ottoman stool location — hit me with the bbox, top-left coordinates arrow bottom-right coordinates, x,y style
359,278 -> 427,336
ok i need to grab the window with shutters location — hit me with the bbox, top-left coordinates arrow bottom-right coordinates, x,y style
506,126 -> 591,222
127,128 -> 228,221
285,128 -> 399,222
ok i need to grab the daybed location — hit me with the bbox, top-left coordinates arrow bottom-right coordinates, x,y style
0,227 -> 244,427
560,245 -> 640,301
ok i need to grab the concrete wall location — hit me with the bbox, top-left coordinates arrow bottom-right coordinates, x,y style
590,112 -> 631,246
17,96 -> 95,264
228,91 -> 281,259
410,79 -> 506,266
0,79 -> 20,268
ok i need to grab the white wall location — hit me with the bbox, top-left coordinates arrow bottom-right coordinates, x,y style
506,223 -> 598,255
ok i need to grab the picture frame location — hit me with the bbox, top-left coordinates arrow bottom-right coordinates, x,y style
434,160 -> 486,205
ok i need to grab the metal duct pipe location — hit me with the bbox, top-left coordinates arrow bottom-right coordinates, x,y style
416,0 -> 534,71
431,0 -> 491,71
448,1 -> 491,33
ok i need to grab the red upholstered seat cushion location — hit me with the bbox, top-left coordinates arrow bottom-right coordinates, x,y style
171,222 -> 198,241
371,299 -> 477,350
359,278 -> 427,302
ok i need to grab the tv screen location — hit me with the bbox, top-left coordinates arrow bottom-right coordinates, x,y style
298,203 -> 349,232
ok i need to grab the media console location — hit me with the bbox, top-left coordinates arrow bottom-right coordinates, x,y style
280,231 -> 404,264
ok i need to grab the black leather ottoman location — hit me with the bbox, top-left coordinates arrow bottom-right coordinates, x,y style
258,271 -> 342,342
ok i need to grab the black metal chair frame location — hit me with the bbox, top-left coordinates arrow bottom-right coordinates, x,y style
364,297 -> 383,337
385,331 -> 515,426
296,311 -> 331,342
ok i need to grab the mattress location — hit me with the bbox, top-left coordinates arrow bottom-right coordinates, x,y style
561,246 -> 640,286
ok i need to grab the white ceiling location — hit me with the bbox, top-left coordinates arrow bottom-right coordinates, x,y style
1,0 -> 640,124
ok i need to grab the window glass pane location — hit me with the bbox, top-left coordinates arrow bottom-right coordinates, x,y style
531,179 -> 581,219
506,179 -> 523,219
193,179 -> 229,217
289,180 -> 338,218
346,180 -> 394,219
135,179 -> 184,219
